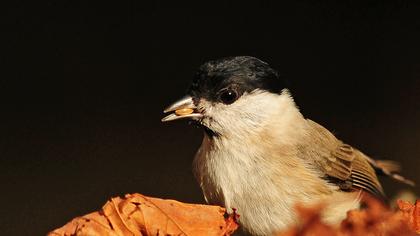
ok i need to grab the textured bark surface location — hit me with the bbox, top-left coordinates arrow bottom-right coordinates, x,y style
48,193 -> 238,236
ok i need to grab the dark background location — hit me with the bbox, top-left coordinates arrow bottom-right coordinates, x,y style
2,1 -> 420,235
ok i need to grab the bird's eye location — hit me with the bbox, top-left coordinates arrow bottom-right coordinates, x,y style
219,89 -> 238,105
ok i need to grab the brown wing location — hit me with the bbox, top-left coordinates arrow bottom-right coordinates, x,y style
305,120 -> 385,198
324,143 -> 385,198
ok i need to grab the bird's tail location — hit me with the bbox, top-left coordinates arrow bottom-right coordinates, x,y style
365,157 -> 415,186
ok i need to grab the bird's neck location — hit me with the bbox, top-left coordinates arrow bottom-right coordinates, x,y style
202,97 -> 309,169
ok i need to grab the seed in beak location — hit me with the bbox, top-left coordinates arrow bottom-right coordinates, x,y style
175,108 -> 194,116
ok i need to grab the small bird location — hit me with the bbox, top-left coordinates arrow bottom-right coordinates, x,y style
162,56 -> 414,236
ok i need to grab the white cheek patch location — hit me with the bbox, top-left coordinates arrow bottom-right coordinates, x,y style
198,89 -> 295,137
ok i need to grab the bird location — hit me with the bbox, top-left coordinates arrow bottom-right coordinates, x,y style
161,56 -> 414,236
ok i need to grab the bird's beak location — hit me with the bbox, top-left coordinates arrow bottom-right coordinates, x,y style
161,95 -> 203,122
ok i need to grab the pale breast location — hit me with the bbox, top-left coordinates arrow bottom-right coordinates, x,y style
192,135 -> 341,235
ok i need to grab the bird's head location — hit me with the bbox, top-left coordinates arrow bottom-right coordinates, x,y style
162,56 -> 293,138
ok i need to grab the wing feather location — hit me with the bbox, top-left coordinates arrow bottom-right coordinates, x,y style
305,120 -> 385,198
327,143 -> 385,198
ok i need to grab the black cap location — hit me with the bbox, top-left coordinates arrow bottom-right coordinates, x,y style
188,56 -> 288,103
